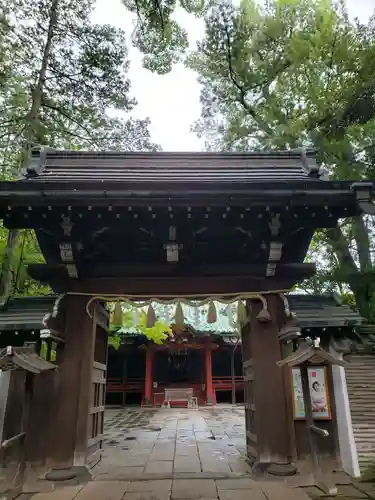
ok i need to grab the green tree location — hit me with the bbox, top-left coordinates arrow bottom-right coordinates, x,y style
0,0 -> 159,298
109,302 -> 172,345
122,0 -> 213,73
189,0 -> 375,320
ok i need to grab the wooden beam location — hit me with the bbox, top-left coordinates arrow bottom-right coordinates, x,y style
77,262 -> 315,279
0,184 -> 361,213
28,262 -> 315,280
70,275 -> 306,296
28,263 -> 315,295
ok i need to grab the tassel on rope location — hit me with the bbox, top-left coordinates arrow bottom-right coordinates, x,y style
237,301 -> 247,326
112,301 -> 123,326
146,304 -> 156,328
132,307 -> 140,327
175,302 -> 185,328
207,300 -> 217,324
256,295 -> 271,322
280,293 -> 295,319
225,303 -> 236,328
223,303 -> 232,317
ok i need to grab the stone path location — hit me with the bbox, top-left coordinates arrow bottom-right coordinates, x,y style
24,479 -> 375,500
93,406 -> 250,478
18,407 -> 375,500
25,478 -> 309,500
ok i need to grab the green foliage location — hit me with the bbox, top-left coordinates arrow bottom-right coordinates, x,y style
122,0 -> 213,73
0,0 -> 159,163
0,0 -> 160,298
108,302 -> 172,346
136,311 -> 173,344
0,227 -> 51,296
189,0 -> 375,320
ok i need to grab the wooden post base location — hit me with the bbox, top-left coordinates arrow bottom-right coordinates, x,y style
45,465 -> 92,483
252,460 -> 297,477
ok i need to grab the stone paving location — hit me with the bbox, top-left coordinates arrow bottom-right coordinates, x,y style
25,479 -> 375,500
22,407 -> 375,500
26,479 -> 308,500
93,406 -> 251,478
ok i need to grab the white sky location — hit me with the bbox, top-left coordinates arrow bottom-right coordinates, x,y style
91,1 -> 375,152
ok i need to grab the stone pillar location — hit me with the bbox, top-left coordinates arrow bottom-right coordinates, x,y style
245,294 -> 295,475
144,346 -> 153,406
46,295 -> 95,478
205,347 -> 214,405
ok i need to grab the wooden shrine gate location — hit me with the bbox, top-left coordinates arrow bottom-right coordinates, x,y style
0,148 -> 371,484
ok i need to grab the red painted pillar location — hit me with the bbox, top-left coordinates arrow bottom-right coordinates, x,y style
205,347 -> 215,405
144,346 -> 153,406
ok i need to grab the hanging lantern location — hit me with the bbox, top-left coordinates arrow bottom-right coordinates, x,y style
146,304 -> 156,328
112,302 -> 123,326
207,300 -> 217,324
175,302 -> 185,328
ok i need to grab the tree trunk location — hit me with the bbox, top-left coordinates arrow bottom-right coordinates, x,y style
0,229 -> 19,305
326,222 -> 375,322
25,0 -> 59,146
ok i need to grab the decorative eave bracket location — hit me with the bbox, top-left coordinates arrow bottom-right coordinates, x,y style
351,182 -> 375,215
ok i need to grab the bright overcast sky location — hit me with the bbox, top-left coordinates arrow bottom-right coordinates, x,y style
91,1 -> 375,152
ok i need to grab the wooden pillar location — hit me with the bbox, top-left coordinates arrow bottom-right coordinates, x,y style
0,369 -> 11,443
122,354 -> 127,407
47,295 -> 95,472
205,346 -> 214,405
144,346 -> 153,406
231,347 -> 236,406
243,294 -> 295,475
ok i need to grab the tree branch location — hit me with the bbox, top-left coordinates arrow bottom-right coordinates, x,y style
223,24 -> 274,136
352,215 -> 372,273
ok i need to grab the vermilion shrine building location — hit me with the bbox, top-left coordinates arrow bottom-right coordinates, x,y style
0,148 -> 374,484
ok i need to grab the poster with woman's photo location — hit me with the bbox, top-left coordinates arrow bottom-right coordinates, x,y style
291,366 -> 331,420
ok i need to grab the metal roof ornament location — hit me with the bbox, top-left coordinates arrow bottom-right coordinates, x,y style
300,148 -> 320,178
351,182 -> 375,214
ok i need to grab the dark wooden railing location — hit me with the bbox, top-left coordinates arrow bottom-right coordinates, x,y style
106,377 -> 144,393
213,376 -> 244,390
